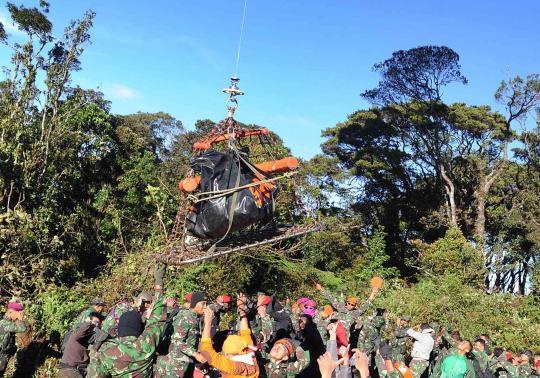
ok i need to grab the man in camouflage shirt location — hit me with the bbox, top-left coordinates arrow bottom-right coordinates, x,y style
101,291 -> 153,339
390,315 -> 411,363
473,338 -> 490,373
315,282 -> 379,337
0,301 -> 27,377
355,308 -> 386,354
153,291 -> 208,377
518,351 -> 534,378
71,298 -> 107,332
489,348 -> 518,378
260,338 -> 310,378
86,264 -> 167,378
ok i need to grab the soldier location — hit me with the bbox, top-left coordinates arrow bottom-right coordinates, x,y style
86,263 -> 167,378
251,294 -> 274,345
355,306 -> 386,374
61,298 -> 107,354
489,348 -> 517,378
390,315 -> 411,363
406,323 -> 434,378
59,311 -> 104,377
472,338 -> 490,373
0,301 -> 27,377
518,351 -> 533,378
314,282 -> 379,337
440,340 -> 476,378
101,292 -> 152,338
71,298 -> 107,332
153,291 -> 208,377
260,337 -> 310,378
314,305 -> 336,343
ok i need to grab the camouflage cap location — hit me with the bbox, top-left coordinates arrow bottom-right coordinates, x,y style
134,291 -> 153,302
400,315 -> 411,321
91,297 -> 106,306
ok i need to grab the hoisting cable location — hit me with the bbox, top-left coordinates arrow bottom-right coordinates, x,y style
234,0 -> 248,78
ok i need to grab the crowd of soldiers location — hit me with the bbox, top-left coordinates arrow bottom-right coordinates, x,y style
1,264 -> 539,378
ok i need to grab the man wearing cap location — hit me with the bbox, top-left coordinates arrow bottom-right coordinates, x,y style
199,293 -> 259,377
71,298 -> 107,333
0,301 -> 27,377
390,315 -> 411,363
87,263 -> 167,377
101,291 -> 153,338
407,323 -> 435,378
314,305 -> 338,345
314,282 -> 379,336
489,348 -> 517,378
518,350 -> 534,378
154,291 -> 208,377
59,311 -> 104,377
260,337 -> 310,378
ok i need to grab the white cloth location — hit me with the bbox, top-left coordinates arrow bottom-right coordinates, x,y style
407,328 -> 434,361
230,352 -> 256,365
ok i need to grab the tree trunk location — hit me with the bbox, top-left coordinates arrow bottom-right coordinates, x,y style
440,165 -> 458,227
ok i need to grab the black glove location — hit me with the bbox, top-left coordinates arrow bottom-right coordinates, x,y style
379,342 -> 393,361
154,263 -> 166,286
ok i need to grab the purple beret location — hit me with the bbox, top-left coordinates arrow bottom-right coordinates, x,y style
7,302 -> 24,311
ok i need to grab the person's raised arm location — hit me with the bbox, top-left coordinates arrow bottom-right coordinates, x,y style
318,352 -> 344,378
237,293 -> 250,332
354,286 -> 379,316
315,282 -> 347,313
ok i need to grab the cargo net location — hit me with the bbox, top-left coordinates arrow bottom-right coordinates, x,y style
155,116 -> 321,265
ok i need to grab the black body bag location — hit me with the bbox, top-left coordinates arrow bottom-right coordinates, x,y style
186,151 -> 276,239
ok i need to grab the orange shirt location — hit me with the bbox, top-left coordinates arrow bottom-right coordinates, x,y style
200,329 -> 259,378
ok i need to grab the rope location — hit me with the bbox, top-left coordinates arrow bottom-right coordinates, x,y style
234,0 -> 248,77
187,171 -> 296,203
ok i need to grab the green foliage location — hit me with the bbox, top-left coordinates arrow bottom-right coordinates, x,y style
416,227 -> 486,287
26,285 -> 87,338
350,226 -> 399,285
376,275 -> 540,352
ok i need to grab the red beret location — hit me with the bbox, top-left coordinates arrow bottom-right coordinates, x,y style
186,293 -> 192,302
221,295 -> 232,303
261,295 -> 271,306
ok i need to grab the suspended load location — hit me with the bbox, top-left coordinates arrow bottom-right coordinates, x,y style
156,77 -> 320,265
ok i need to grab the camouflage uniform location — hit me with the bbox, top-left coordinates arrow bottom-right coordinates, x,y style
0,317 -> 27,375
518,364 -> 533,378
390,325 -> 410,363
313,313 -> 329,345
153,308 -> 202,377
489,355 -> 517,378
321,289 -> 372,335
251,313 -> 274,345
261,344 -> 310,378
473,349 -> 490,372
410,359 -> 429,378
72,307 -> 96,332
102,301 -> 132,338
355,313 -> 385,354
86,291 -> 166,378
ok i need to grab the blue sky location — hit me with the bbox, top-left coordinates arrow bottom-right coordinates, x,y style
1,0 -> 539,158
